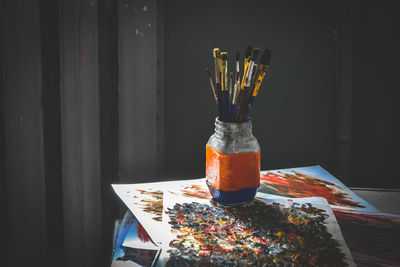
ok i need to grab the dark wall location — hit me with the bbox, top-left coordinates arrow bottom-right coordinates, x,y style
163,0 -> 400,189
351,0 -> 400,188
0,9 -> 9,262
164,0 -> 339,180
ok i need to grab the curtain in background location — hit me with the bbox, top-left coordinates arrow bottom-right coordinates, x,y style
1,0 -> 163,266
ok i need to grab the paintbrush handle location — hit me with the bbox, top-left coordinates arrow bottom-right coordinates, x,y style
237,88 -> 252,122
223,91 -> 230,121
244,96 -> 256,121
234,90 -> 244,122
216,83 -> 222,119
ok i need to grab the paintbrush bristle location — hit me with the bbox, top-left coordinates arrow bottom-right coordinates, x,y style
260,48 -> 271,65
251,47 -> 260,61
245,46 -> 253,58
221,52 -> 228,60
235,52 -> 240,61
213,48 -> 220,58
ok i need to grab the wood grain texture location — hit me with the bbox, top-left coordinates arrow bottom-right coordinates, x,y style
118,0 -> 159,182
1,0 -> 47,265
59,0 -> 102,266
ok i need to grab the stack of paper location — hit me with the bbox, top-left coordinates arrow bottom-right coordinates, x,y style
111,165 -> 400,267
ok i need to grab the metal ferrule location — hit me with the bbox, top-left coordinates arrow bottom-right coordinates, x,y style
233,82 -> 238,105
244,61 -> 255,87
250,64 -> 259,90
221,60 -> 228,91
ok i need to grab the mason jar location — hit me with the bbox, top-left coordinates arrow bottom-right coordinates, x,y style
206,118 -> 260,205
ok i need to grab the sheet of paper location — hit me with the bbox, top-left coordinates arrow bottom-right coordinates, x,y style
259,165 -> 377,212
112,165 -> 398,266
111,210 -> 160,267
122,216 -> 159,250
157,192 -> 355,266
112,178 -> 209,243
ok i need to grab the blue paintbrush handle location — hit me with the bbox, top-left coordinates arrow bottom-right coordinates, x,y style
244,96 -> 256,121
221,91 -> 229,121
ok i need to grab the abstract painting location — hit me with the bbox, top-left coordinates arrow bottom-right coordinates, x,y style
259,165 -> 377,212
157,193 -> 355,266
112,178 -> 209,242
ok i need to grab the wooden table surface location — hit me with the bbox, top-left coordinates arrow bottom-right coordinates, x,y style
350,187 -> 400,215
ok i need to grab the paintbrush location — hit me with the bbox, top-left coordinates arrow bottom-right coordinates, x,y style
240,46 -> 253,90
231,52 -> 240,121
238,63 -> 259,122
213,48 -> 222,118
233,52 -> 240,103
233,46 -> 252,122
236,47 -> 260,122
220,52 -> 228,121
206,68 -> 218,102
244,48 -> 271,120
228,72 -> 233,121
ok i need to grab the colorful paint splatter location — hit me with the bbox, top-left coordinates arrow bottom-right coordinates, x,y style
165,200 -> 347,266
260,170 -> 365,209
133,189 -> 163,221
175,184 -> 211,199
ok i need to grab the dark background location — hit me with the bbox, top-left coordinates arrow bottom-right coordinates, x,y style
1,0 -> 399,266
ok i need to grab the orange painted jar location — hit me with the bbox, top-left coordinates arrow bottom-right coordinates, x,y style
206,118 -> 260,204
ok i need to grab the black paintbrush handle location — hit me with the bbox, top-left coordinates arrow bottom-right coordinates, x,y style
221,91 -> 229,121
237,88 -> 251,122
216,83 -> 222,119
234,90 -> 245,122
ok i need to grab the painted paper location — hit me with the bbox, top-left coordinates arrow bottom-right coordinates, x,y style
259,165 -> 377,212
112,178 -> 210,243
111,211 -> 160,267
157,193 -> 355,266
112,165 -> 398,266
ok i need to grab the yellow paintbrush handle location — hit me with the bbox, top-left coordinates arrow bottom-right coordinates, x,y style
241,60 -> 250,90
220,52 -> 228,91
252,64 -> 269,97
213,48 -> 221,83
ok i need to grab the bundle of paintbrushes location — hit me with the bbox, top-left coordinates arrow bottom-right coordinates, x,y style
206,46 -> 271,123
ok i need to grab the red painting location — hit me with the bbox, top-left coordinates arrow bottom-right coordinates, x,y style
260,170 -> 365,209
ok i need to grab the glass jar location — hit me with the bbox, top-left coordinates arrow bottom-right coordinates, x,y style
206,118 -> 260,205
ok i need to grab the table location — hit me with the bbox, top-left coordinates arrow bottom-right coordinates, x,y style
111,187 -> 400,266
350,188 -> 400,215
